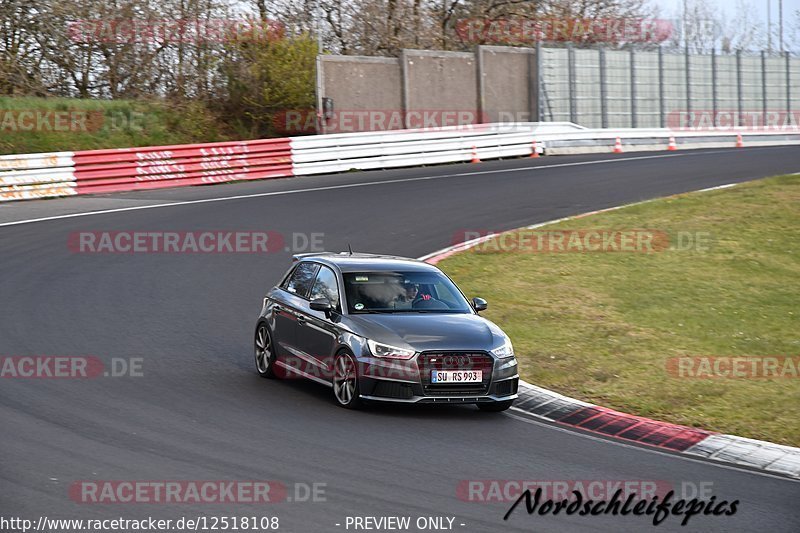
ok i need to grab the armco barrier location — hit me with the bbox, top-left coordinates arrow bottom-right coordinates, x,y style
289,123 -> 549,175
73,138 -> 292,195
0,152 -> 77,202
532,128 -> 800,155
1,123 -> 798,202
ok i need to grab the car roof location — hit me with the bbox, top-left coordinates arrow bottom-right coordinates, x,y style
293,252 -> 441,273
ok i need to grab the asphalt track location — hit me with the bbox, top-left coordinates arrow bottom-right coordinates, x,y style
1,147 -> 799,533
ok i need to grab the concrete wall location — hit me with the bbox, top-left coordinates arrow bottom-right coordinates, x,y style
402,50 -> 479,127
317,46 -> 800,132
319,56 -> 402,133
480,46 -> 536,123
318,47 -> 537,132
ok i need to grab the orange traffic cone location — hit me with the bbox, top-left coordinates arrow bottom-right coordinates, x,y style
667,136 -> 678,151
530,139 -> 540,158
736,133 -> 744,148
613,137 -> 623,154
470,145 -> 480,163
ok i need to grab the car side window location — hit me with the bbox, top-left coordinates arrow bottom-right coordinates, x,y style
283,262 -> 320,299
309,266 -> 340,311
433,280 -> 457,307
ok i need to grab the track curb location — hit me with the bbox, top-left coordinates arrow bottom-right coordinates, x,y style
419,190 -> 800,480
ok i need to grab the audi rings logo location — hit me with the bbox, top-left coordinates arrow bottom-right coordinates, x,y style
443,355 -> 472,367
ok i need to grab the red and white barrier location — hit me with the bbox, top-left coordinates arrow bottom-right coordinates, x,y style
0,152 -> 77,202
1,123 -> 799,202
73,138 -> 292,195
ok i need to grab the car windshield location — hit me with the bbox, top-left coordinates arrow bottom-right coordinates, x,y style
343,271 -> 472,314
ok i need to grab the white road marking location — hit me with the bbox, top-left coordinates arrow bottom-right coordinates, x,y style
418,181 -> 745,261
0,148 -> 761,229
696,183 -> 738,193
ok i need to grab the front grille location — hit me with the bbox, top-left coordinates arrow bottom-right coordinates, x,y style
419,352 -> 493,396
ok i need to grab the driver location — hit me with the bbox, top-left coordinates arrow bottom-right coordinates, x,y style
395,281 -> 431,309
393,281 -> 417,309
403,281 -> 419,302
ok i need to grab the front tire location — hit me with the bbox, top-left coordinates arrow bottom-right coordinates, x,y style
478,400 -> 513,412
255,323 -> 279,379
332,352 -> 362,409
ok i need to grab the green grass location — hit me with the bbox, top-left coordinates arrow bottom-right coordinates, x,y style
440,175 -> 800,445
0,97 -> 231,155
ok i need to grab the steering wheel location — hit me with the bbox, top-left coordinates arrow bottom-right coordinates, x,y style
412,297 -> 450,310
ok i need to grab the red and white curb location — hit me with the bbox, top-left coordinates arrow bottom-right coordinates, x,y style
419,193 -> 800,480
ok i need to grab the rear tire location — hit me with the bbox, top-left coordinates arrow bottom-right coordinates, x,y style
254,323 -> 279,379
332,352 -> 362,409
478,400 -> 513,412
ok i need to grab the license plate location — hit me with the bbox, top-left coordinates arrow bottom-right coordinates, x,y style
431,370 -> 483,383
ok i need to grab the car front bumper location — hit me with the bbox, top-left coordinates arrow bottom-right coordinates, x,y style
355,351 -> 519,404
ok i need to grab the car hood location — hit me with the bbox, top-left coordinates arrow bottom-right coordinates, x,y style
343,313 -> 507,353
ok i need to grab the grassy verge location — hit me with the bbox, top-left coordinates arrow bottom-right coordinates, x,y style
0,97 -> 231,155
440,175 -> 800,445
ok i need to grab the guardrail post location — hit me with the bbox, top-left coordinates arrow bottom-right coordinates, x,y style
531,43 -> 541,122
315,55 -> 326,135
401,49 -> 411,129
685,47 -> 692,122
600,47 -> 608,128
630,48 -> 637,128
476,46 -> 485,124
658,47 -> 665,128
568,44 -> 577,124
737,49 -> 744,127
762,50 -> 768,123
787,51 -> 792,115
712,49 -> 718,127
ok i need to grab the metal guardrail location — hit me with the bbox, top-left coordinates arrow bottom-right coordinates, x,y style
72,138 -> 292,195
0,152 -> 77,201
1,124 -> 797,202
533,128 -> 800,155
290,125 -> 545,175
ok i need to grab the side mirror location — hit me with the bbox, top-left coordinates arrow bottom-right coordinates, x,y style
310,297 -> 333,315
472,297 -> 488,312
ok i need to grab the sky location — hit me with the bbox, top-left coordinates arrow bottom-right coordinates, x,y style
654,0 -> 800,49
655,0 -> 800,22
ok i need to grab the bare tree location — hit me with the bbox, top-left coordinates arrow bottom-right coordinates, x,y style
786,8 -> 800,52
720,0 -> 766,53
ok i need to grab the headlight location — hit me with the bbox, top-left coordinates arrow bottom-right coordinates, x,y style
367,339 -> 416,360
491,337 -> 515,359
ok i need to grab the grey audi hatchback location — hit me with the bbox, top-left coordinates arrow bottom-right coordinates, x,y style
254,252 -> 519,410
